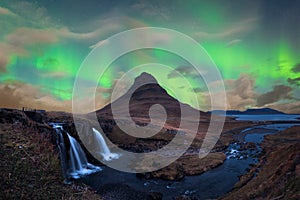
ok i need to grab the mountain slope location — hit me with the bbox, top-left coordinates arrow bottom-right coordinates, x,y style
97,72 -> 210,129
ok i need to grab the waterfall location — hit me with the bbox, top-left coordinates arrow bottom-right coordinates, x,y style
67,133 -> 88,175
92,128 -> 120,161
54,124 -> 68,179
51,123 -> 101,180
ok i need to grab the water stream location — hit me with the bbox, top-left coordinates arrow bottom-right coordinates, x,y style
79,123 -> 299,199
50,122 -> 299,199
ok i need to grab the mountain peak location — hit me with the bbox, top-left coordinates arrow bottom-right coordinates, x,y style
133,72 -> 158,86
97,71 -> 209,123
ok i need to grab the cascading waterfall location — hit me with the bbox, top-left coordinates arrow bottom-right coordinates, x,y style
55,124 -> 68,180
92,128 -> 120,161
51,123 -> 101,180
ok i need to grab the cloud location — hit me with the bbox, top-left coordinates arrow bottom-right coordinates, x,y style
38,71 -> 70,79
199,74 -> 256,111
0,0 -> 156,73
167,65 -> 206,79
6,26 -> 111,47
200,75 -> 299,113
192,87 -> 204,93
287,77 -> 300,86
0,42 -> 28,56
226,39 -> 242,47
0,81 -> 110,113
8,1 -> 52,27
0,81 -> 71,111
224,74 -> 256,110
256,85 -> 293,107
194,17 -> 258,41
0,6 -> 18,17
0,51 -> 8,72
57,23 -> 123,41
131,0 -> 170,20
6,27 -> 58,46
0,13 -> 59,72
89,39 -> 109,49
292,63 -> 300,73
0,24 -> 121,71
266,101 -> 300,114
0,42 -> 28,72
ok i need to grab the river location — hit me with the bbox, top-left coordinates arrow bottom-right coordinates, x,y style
79,123 -> 299,199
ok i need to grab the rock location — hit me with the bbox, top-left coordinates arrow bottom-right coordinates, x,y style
0,108 -> 30,125
175,195 -> 192,200
96,183 -> 148,200
23,111 -> 44,123
150,152 -> 226,181
136,172 -> 152,180
221,126 -> 300,200
239,142 -> 256,150
148,192 -> 163,200
295,164 -> 300,177
175,195 -> 189,200
152,163 -> 184,181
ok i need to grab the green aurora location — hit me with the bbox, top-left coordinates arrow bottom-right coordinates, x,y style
0,0 -> 299,113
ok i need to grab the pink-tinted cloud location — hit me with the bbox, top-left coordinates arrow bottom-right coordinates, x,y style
0,81 -> 111,113
6,27 -> 58,46
0,6 -> 17,17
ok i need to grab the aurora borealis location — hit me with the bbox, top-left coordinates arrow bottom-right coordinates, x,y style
0,0 -> 299,113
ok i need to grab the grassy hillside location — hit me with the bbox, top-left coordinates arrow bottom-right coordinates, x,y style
0,109 -> 100,199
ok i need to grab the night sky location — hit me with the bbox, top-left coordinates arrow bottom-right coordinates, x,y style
0,0 -> 299,113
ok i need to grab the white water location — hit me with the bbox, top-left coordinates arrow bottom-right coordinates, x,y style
67,133 -> 101,178
51,123 -> 101,179
67,134 -> 88,176
92,128 -> 120,161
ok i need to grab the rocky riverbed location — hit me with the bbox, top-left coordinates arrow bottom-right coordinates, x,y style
222,125 -> 300,200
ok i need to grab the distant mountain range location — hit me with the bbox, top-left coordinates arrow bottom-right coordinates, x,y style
210,108 -> 286,115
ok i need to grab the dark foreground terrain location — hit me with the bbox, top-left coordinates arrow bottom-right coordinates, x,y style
222,126 -> 300,200
0,109 -> 100,199
1,107 -> 299,199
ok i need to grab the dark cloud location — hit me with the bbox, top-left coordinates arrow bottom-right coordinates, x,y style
292,63 -> 300,73
256,85 -> 292,107
167,65 -> 197,79
287,77 -> 300,86
192,87 -> 204,93
268,101 -> 300,114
